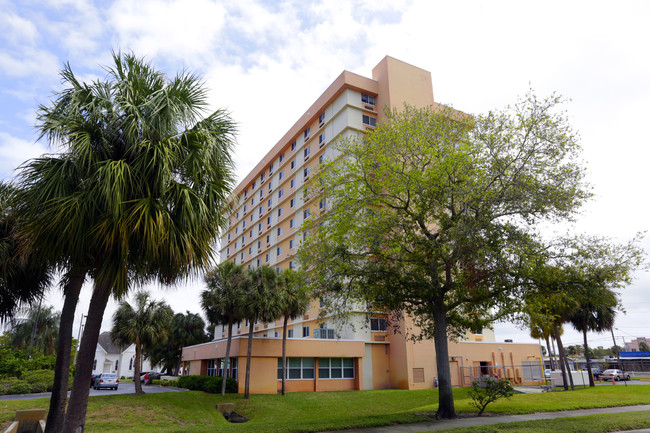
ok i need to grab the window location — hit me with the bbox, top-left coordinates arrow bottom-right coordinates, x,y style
291,159 -> 296,169
275,331 -> 280,338
218,357 -> 238,379
278,188 -> 284,198
277,246 -> 282,256
319,198 -> 326,209
93,359 -> 97,370
114,360 -> 119,371
269,163 -> 274,173
244,189 -> 248,198
304,146 -> 311,158
240,252 -> 244,260
248,247 -> 252,254
290,198 -> 295,208
242,220 -> 246,228
277,207 -> 283,217
302,326 -> 310,337
241,235 -> 245,243
319,358 -> 355,379
290,218 -> 295,228
290,178 -> 295,188
244,204 -> 247,213
319,133 -> 325,146
304,127 -> 310,141
361,93 -> 376,105
370,318 -> 387,332
304,167 -> 310,178
362,114 -> 377,127
268,198 -> 272,208
314,328 -> 335,339
267,216 -> 271,225
269,181 -> 273,191
228,233 -> 231,241
261,173 -> 265,181
289,238 -> 294,249
258,223 -> 262,231
128,357 -> 133,370
207,359 -> 217,377
289,260 -> 294,269
277,227 -> 283,236
266,234 -> 270,244
260,189 -> 264,197
319,155 -> 323,165
279,170 -> 284,180
252,180 -> 256,189
250,229 -> 253,237
291,141 -> 296,151
280,152 -> 285,162
257,258 -> 261,266
235,227 -> 238,234
235,241 -> 238,248
236,211 -> 239,219
288,329 -> 294,338
226,247 -> 230,255
319,112 -> 325,124
303,209 -> 311,219
265,253 -> 269,263
250,214 -> 254,221
278,357 -> 315,380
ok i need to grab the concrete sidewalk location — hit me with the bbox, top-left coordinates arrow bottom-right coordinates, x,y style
322,405 -> 650,433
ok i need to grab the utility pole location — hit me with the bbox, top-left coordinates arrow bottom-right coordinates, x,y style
73,314 -> 87,366
27,293 -> 44,359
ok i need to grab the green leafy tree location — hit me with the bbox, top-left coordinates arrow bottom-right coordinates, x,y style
111,291 -> 173,394
278,269 -> 310,395
19,52 -> 235,433
242,266 -> 284,399
201,261 -> 249,396
10,305 -> 60,356
640,341 -> 650,352
147,312 -> 208,375
298,94 -> 590,418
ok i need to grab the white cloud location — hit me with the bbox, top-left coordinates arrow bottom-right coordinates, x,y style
0,48 -> 61,78
0,12 -> 39,46
0,132 -> 48,176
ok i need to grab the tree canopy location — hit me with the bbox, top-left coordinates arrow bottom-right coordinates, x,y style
298,94 -> 592,418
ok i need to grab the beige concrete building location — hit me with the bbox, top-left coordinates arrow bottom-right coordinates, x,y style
182,56 -> 543,394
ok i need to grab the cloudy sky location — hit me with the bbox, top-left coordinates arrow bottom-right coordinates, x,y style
1,0 -> 649,350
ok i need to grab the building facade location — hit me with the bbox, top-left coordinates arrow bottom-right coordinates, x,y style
92,332 -> 154,378
182,56 -> 542,393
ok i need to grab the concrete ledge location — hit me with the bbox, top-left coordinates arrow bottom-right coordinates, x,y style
216,403 -> 235,416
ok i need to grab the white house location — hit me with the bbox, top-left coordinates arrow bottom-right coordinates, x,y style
92,332 -> 153,378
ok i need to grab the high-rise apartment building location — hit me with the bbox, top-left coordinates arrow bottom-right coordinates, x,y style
182,57 -> 541,394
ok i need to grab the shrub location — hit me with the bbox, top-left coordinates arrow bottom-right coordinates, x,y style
177,375 -> 237,393
469,378 -> 515,416
7,380 -> 32,395
30,383 -> 47,393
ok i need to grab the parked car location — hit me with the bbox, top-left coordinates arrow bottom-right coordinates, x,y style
590,366 -> 603,380
93,373 -> 119,390
544,369 -> 551,379
139,371 -> 161,383
600,369 -> 630,381
90,373 -> 100,388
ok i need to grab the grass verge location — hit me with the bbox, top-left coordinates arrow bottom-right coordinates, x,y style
0,385 -> 648,432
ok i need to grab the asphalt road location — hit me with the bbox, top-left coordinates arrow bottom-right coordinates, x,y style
0,382 -> 186,401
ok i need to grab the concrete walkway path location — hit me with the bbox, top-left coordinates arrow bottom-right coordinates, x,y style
322,405 -> 650,433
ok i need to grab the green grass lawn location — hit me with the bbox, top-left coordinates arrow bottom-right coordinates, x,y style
1,386 -> 649,433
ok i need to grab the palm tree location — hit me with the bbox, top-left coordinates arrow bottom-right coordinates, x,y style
18,52 -> 236,433
528,313 -> 559,371
201,261 -> 248,396
569,287 -> 617,386
111,291 -> 173,394
10,305 -> 60,355
242,266 -> 284,399
278,269 -> 310,395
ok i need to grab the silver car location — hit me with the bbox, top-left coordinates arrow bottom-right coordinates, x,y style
600,369 -> 630,381
93,373 -> 119,390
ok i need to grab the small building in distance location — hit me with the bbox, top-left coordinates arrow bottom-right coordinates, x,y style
182,56 -> 543,393
92,331 -> 154,378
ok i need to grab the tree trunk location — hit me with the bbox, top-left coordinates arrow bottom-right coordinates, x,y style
133,340 -> 144,394
45,271 -> 85,433
221,322 -> 233,397
244,316 -> 255,399
564,352 -> 575,390
544,336 -> 554,371
281,315 -> 288,396
583,329 -> 595,387
432,307 -> 456,419
554,323 -> 569,391
62,285 -> 111,433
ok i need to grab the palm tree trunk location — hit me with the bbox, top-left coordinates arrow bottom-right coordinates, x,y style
134,340 -> 144,394
45,271 -> 85,433
62,285 -> 111,433
544,336 -> 554,370
221,322 -> 233,396
583,329 -> 595,387
244,316 -> 255,399
433,306 -> 456,419
281,315 -> 288,396
554,323 -> 569,391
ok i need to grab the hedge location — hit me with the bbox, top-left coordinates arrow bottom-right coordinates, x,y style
177,375 -> 237,393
